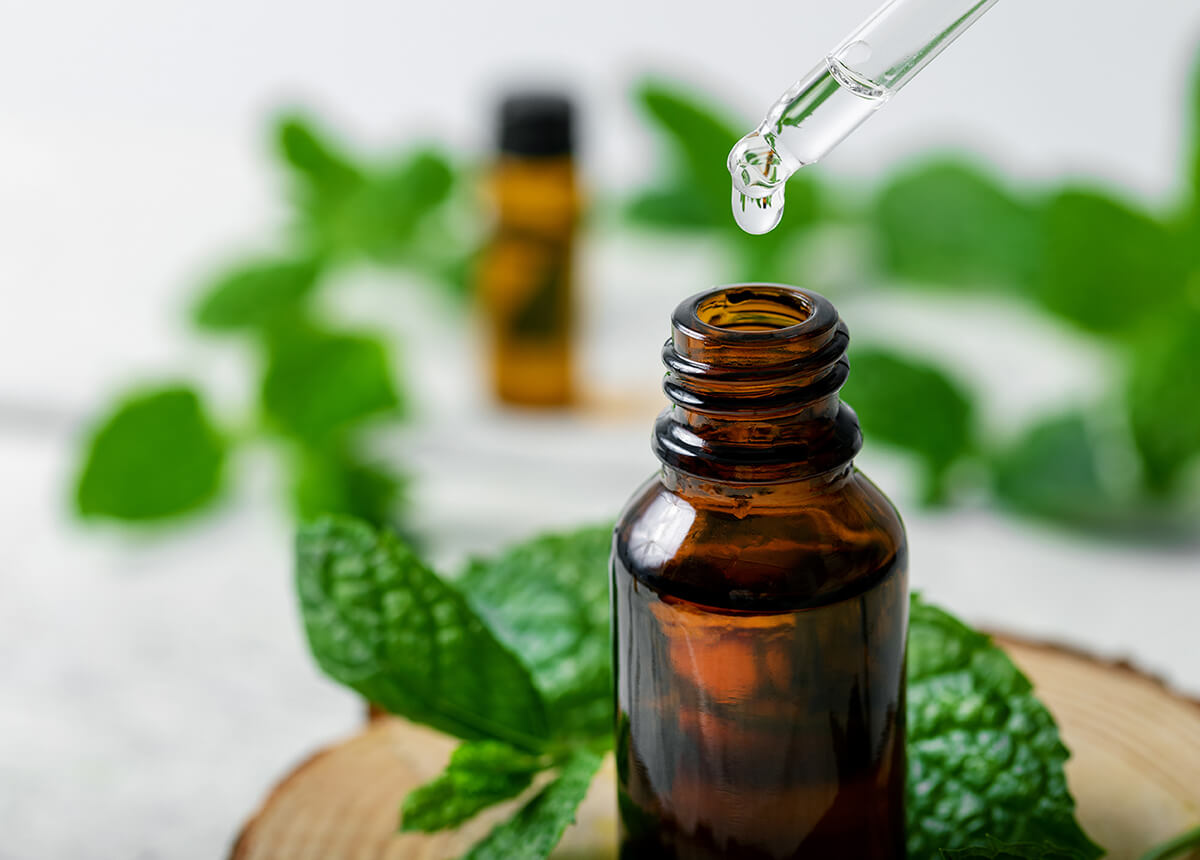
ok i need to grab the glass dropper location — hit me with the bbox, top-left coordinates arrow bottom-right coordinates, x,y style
729,0 -> 1000,234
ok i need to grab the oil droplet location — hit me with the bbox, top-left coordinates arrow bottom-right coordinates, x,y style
727,55 -> 891,235
728,130 -> 791,198
731,186 -> 785,235
728,129 -> 795,235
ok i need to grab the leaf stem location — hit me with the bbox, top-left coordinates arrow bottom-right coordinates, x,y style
1139,824 -> 1200,860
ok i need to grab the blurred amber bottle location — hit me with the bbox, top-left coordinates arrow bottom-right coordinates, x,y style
477,94 -> 581,407
612,285 -> 909,859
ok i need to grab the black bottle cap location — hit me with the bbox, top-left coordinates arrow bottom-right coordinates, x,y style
498,93 -> 574,157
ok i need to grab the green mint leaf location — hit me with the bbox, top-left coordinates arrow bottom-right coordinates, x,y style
629,77 -> 821,246
346,148 -> 456,261
261,327 -> 401,442
290,445 -> 407,526
1189,43 -> 1200,225
907,597 -> 1102,860
940,835 -> 1089,859
400,740 -> 544,833
841,347 -> 975,504
991,410 -> 1153,530
293,144 -> 457,261
632,78 -> 822,235
635,78 -> 743,214
1185,44 -> 1200,268
872,158 -> 1039,288
192,255 -> 322,333
626,185 -> 721,230
1033,188 -> 1189,334
1126,311 -> 1200,494
296,516 -> 551,748
458,525 -> 614,741
275,113 -> 364,202
462,748 -> 602,860
75,385 -> 225,521
1139,823 -> 1200,860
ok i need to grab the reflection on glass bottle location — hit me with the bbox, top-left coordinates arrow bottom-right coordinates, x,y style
478,93 -> 581,407
612,285 -> 909,859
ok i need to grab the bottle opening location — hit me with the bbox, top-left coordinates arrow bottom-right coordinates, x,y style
657,283 -> 861,481
695,287 -> 813,332
671,285 -> 841,370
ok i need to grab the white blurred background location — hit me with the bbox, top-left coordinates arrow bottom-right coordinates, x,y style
3,1 -> 1200,857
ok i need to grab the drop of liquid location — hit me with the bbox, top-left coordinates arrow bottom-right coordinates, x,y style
728,129 -> 796,235
731,186 -> 785,235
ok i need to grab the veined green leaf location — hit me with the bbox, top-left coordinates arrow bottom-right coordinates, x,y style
296,516 -> 551,748
401,740 -> 544,833
458,525 -> 614,740
463,748 -> 602,860
907,598 -> 1102,859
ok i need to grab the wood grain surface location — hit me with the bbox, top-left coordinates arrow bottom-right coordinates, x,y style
233,637 -> 1200,860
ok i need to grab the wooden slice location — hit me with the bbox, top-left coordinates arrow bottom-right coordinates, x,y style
233,637 -> 1200,860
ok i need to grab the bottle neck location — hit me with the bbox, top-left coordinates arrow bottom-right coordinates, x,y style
660,463 -> 856,511
651,284 -> 863,485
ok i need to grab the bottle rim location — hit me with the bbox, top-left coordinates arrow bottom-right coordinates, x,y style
671,284 -> 841,362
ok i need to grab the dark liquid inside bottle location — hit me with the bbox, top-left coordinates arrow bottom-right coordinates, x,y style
612,284 -> 908,859
613,552 -> 906,859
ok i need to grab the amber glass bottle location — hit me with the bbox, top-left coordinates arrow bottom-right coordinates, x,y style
612,284 -> 908,859
477,94 -> 580,407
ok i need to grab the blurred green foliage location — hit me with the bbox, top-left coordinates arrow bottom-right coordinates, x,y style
76,50 -> 1200,538
191,255 -> 324,332
872,159 -> 1040,288
260,325 -> 402,442
289,444 -> 406,525
630,80 -> 822,281
630,61 -> 1200,534
76,386 -> 226,520
74,114 -> 473,528
989,412 -> 1136,530
1033,188 -> 1190,335
840,349 -> 975,504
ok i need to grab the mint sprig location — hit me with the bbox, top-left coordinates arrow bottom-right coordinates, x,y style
296,517 -> 549,749
461,749 -> 602,860
456,527 -> 614,741
908,601 -> 1102,859
296,516 -> 1103,859
400,740 -> 545,833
